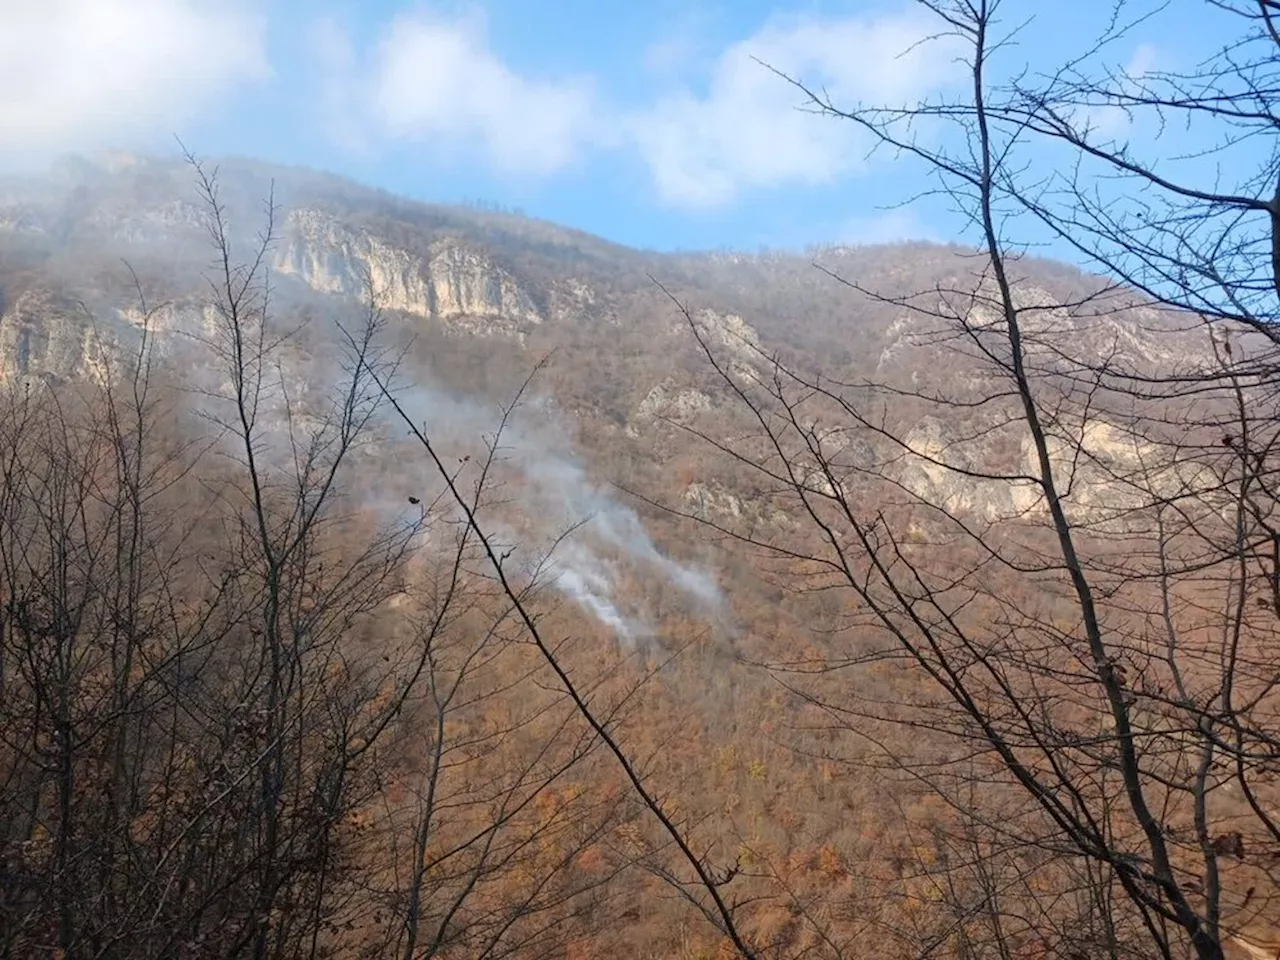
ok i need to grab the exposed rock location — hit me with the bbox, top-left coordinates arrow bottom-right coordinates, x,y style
0,208 -> 44,235
898,417 -> 1016,519
875,313 -> 924,373
428,240 -> 542,335
683,480 -> 794,530
679,309 -> 764,383
92,199 -> 206,246
115,300 -> 222,342
0,288 -> 235,391
0,288 -> 94,385
875,283 -> 1213,384
633,382 -> 713,426
0,287 -> 171,391
684,482 -> 744,520
275,209 -> 542,336
0,157 -> 1240,542
691,309 -> 760,352
898,414 -> 1220,530
549,277 -> 617,325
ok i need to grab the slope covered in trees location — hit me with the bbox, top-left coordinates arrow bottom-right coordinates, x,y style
4,3 -> 1280,958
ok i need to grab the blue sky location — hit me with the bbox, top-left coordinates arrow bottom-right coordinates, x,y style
0,1 -> 1250,251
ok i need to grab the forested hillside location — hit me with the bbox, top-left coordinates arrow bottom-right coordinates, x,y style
3,3 -> 1280,959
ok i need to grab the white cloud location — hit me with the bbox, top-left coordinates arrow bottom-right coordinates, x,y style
0,0 -> 268,163
309,16 -> 374,157
1079,43 -> 1159,139
1127,44 -> 1159,80
840,207 -> 938,245
643,33 -> 703,79
310,6 -> 961,201
628,11 -> 963,207
641,10 -> 717,82
359,10 -> 598,177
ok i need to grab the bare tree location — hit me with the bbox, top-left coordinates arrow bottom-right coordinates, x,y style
0,154 -> 629,960
365,361 -> 764,958
657,2 -> 1280,958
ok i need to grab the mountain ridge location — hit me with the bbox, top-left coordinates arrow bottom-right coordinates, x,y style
0,151 -> 1220,537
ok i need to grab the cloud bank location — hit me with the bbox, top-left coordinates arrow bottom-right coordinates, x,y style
0,0 -> 268,164
364,10 -> 599,177
311,6 -> 962,206
629,11 -> 962,207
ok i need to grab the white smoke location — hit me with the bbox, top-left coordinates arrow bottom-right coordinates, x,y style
516,443 -> 722,639
551,544 -> 637,641
382,383 -> 724,642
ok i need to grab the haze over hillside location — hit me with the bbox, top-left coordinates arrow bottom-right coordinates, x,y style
9,2 -> 1280,957
0,150 -> 1233,651
0,151 -> 1199,487
0,149 -> 1270,960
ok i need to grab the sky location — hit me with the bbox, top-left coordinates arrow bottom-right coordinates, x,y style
0,0 -> 1250,252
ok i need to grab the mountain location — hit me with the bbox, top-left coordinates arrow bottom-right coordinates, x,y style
0,153 -> 1211,528
2,152 -> 1258,960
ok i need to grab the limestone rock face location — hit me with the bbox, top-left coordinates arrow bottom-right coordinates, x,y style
0,207 -> 43,235
275,209 -> 542,336
0,288 -> 105,386
676,309 -> 764,383
688,309 -> 761,356
875,282 -> 1211,381
548,277 -> 615,325
896,414 -> 1219,530
92,199 -> 206,246
684,482 -> 744,520
0,156 -> 1240,543
0,286 -> 229,389
634,382 -> 712,424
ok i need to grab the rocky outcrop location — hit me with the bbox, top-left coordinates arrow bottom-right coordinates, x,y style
275,209 -> 542,337
0,286 -> 232,389
0,159 -> 1238,546
875,283 -> 1214,379
0,288 -> 112,387
682,480 -> 795,530
633,382 -> 712,425
428,240 -> 542,335
115,300 -> 222,342
677,309 -> 764,383
92,199 -> 206,246
548,277 -> 617,325
684,482 -> 745,520
0,207 -> 44,235
897,414 -> 1218,529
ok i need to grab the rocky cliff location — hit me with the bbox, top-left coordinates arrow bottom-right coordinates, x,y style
0,153 -> 1223,536
274,208 -> 543,338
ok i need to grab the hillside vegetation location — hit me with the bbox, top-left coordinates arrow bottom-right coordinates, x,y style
3,4 -> 1280,956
